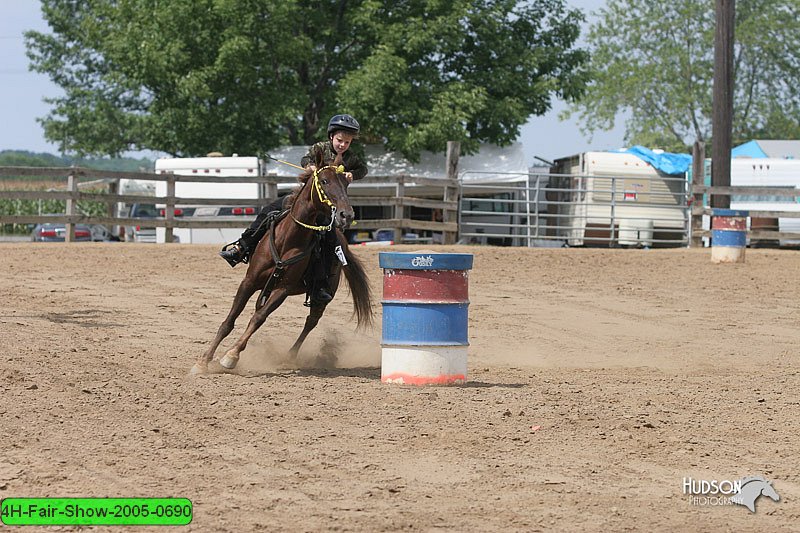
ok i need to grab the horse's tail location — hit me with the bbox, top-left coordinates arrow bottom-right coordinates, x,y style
341,245 -> 374,330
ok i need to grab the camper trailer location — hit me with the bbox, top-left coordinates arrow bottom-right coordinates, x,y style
550,152 -> 689,247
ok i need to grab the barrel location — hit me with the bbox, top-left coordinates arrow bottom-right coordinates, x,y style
711,208 -> 749,263
379,251 -> 473,385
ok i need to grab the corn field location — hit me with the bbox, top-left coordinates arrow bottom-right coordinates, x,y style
0,178 -> 108,235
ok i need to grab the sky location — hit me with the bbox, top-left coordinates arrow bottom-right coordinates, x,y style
0,1 -> 625,165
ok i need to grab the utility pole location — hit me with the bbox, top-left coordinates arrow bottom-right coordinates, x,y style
711,0 -> 735,208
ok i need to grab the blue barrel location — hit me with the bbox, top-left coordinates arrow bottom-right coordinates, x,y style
711,208 -> 748,263
379,252 -> 473,385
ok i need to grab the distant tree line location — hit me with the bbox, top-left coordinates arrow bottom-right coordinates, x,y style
0,150 -> 153,172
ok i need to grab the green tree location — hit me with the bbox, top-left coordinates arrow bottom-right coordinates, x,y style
26,0 -> 588,159
566,0 -> 800,153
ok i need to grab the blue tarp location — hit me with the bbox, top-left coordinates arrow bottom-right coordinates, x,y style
617,145 -> 692,176
731,140 -> 768,158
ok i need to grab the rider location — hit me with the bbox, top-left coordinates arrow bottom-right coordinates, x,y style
219,113 -> 368,302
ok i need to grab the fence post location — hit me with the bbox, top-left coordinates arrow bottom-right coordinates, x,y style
65,169 -> 77,243
393,177 -> 405,243
691,141 -> 706,247
609,175 -> 617,247
266,179 -> 278,202
444,141 -> 460,244
165,175 -> 175,243
107,179 -> 119,222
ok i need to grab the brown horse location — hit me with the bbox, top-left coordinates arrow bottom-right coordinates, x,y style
191,152 -> 373,375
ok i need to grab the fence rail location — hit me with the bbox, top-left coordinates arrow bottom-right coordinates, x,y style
0,166 -> 457,243
5,166 -> 797,247
690,184 -> 800,246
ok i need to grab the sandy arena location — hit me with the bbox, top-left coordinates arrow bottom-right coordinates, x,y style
1,243 -> 798,531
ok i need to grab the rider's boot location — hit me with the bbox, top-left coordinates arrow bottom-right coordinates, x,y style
219,241 -> 247,267
313,284 -> 333,303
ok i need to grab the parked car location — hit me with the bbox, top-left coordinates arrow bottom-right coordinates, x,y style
123,203 -> 158,243
31,223 -> 93,242
88,224 -> 120,242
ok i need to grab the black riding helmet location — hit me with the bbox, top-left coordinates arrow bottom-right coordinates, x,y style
327,114 -> 360,137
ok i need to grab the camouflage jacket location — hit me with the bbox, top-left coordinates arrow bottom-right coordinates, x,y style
300,141 -> 368,181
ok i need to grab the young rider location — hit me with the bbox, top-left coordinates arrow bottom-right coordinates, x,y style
218,113 -> 368,302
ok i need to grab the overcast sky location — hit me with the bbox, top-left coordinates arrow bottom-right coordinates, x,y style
0,1 -> 625,164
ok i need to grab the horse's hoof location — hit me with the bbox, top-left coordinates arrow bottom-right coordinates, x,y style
219,353 -> 239,369
190,362 -> 208,375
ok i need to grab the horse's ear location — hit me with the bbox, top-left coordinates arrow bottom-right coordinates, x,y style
315,150 -> 327,169
333,152 -> 344,168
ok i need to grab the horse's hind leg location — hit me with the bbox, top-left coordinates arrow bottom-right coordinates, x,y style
287,302 -> 327,358
191,278 -> 259,374
219,291 -> 288,370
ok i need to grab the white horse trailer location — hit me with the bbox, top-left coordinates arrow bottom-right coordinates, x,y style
154,155 -> 266,244
729,158 -> 800,246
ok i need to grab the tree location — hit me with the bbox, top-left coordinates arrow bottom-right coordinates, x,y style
566,0 -> 800,153
26,0 -> 588,159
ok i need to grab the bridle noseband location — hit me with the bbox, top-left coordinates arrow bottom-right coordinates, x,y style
291,164 -> 345,232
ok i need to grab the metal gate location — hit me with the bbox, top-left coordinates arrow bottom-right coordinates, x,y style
458,171 -> 690,247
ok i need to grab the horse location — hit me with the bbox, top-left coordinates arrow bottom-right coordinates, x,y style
191,152 -> 373,375
730,476 -> 781,513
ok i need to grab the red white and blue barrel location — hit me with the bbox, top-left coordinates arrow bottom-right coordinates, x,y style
379,252 -> 473,385
711,208 -> 749,263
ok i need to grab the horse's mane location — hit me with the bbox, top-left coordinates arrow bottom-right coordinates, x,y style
282,166 -> 314,211
740,476 -> 768,485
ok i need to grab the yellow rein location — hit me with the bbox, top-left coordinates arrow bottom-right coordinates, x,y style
291,164 -> 345,232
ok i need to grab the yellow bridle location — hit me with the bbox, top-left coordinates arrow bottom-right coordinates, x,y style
291,164 -> 345,232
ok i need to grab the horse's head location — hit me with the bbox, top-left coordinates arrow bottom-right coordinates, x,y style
734,477 -> 781,512
761,481 -> 780,502
299,152 -> 354,229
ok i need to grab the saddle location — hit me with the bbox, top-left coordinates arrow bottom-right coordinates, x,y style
256,211 -> 325,308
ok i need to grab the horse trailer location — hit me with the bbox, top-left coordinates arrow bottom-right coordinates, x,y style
153,155 -> 268,244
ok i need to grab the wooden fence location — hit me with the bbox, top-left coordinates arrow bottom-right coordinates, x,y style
0,165 -> 458,243
690,184 -> 800,246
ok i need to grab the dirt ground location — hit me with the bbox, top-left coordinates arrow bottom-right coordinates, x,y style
1,243 -> 798,532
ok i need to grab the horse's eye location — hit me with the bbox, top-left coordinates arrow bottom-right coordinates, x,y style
321,179 -> 329,185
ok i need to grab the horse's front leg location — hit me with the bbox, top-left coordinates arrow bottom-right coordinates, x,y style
191,276 -> 260,375
287,301 -> 328,358
219,290 -> 289,370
